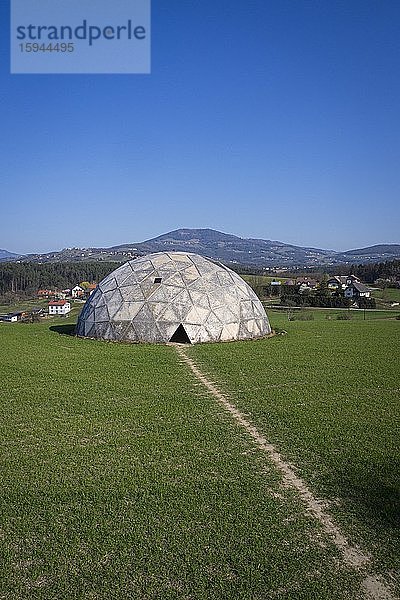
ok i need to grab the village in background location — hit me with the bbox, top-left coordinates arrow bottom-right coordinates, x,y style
1,267 -> 399,324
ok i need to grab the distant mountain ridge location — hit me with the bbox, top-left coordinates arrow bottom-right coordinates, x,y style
2,229 -> 400,267
339,244 -> 400,257
108,229 -> 400,266
112,228 -> 334,266
0,249 -> 22,262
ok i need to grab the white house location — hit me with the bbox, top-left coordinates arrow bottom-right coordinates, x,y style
48,300 -> 71,315
344,282 -> 370,299
0,313 -> 19,322
299,283 -> 312,294
328,275 -> 361,290
71,285 -> 85,298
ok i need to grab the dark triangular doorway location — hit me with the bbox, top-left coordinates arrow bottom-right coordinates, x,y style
170,324 -> 191,344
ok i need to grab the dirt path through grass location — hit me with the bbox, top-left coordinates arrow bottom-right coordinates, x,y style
175,345 -> 395,600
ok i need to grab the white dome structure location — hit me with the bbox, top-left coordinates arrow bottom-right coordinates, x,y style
76,252 -> 271,344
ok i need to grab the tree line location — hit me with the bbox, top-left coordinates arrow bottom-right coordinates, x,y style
337,259 -> 400,284
0,262 -> 122,296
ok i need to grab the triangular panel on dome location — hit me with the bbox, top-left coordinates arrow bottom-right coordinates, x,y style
132,261 -> 155,282
121,301 -> 146,321
231,271 -> 252,288
185,305 -> 210,325
84,322 -> 96,337
134,303 -> 156,323
240,299 -> 255,319
104,289 -> 124,319
189,253 -> 218,273
123,323 -> 140,342
217,270 -> 236,287
99,277 -> 118,293
160,283 -> 186,304
109,321 -> 131,340
238,321 -> 252,338
182,323 -> 202,343
170,289 -> 192,316
206,289 -> 227,310
102,323 -> 114,339
146,284 -> 169,303
169,252 -> 191,262
93,322 -> 110,338
204,271 -> 223,289
161,304 -> 182,323
171,258 -> 193,273
131,317 -> 164,343
147,300 -> 170,320
212,305 -> 238,325
156,320 -> 180,342
150,253 -> 174,268
195,325 -> 213,343
220,322 -> 240,341
119,284 -> 146,303
182,263 -> 201,283
94,304 -> 109,322
205,309 -> 225,328
138,273 -> 164,299
204,322 -> 223,342
82,305 -> 95,323
251,300 -> 266,319
253,318 -> 266,336
161,269 -> 187,289
113,264 -> 135,287
189,289 -> 212,310
223,285 -> 242,301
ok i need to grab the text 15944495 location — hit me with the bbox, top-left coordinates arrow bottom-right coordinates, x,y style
19,43 -> 74,53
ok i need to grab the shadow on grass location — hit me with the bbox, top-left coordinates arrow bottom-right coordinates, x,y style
327,460 -> 400,542
347,478 -> 400,531
49,323 -> 76,336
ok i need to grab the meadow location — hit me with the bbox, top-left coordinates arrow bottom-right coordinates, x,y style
0,308 -> 399,599
191,311 -> 400,594
371,287 -> 400,309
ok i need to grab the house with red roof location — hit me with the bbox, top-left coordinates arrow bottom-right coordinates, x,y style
48,300 -> 71,316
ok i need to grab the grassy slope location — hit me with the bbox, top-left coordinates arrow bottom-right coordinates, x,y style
0,319 -> 362,599
0,299 -> 50,313
190,313 -> 400,594
371,288 -> 400,302
371,288 -> 400,310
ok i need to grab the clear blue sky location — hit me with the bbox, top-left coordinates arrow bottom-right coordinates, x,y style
1,0 -> 399,254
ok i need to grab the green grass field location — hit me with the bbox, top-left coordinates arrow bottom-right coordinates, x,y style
191,312 -> 400,593
0,310 -> 399,598
265,307 -> 399,321
371,288 -> 400,309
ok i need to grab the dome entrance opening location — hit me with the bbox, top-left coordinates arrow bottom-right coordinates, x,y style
170,324 -> 191,344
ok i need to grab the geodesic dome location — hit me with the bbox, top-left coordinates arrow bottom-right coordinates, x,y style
76,252 -> 271,344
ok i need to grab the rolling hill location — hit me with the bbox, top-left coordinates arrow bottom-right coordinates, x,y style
3,230 -> 400,267
0,249 -> 22,262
